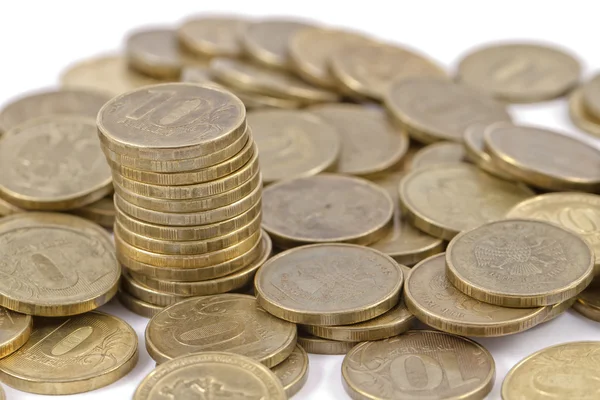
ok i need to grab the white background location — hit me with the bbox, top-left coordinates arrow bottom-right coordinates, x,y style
1,1 -> 600,399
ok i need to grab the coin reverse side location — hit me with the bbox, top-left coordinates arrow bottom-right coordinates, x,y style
0,308 -> 32,359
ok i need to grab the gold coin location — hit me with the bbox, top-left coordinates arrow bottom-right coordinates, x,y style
178,16 -> 248,58
0,308 -> 32,359
457,43 -> 581,103
262,174 -> 393,247
330,41 -> 447,100
146,293 -> 297,366
0,198 -> 23,217
272,344 -> 309,398
447,219 -> 595,307
310,104 -> 409,176
242,19 -> 315,69
569,86 -> 600,139
484,124 -> 600,191
297,332 -> 357,355
97,82 -> 246,160
255,244 -> 403,325
0,385 -> 3,400
0,311 -> 138,395
544,297 -> 576,322
573,278 -> 600,322
61,54 -> 162,97
248,109 -> 340,183
502,341 -> 600,399
134,351 -> 287,400
385,78 -> 511,144
343,330 -> 495,400
405,253 -> 550,336
410,141 -> 467,170
399,164 -> 533,240
118,290 -> 163,318
582,74 -> 600,119
121,270 -> 188,306
70,195 -> 115,229
0,89 -> 110,134
0,213 -> 119,316
463,121 -> 515,179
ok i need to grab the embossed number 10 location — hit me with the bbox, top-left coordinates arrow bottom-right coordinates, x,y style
126,90 -> 205,128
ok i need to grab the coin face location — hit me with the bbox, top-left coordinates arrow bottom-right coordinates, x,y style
262,174 -> 393,247
342,330 -> 495,400
463,121 -> 514,179
569,86 -> 600,139
310,104 -> 409,176
0,312 -> 138,395
271,344 -> 309,397
502,342 -> 600,400
484,124 -> 600,191
582,74 -> 600,119
385,79 -> 511,143
399,164 -> 533,240
447,219 -> 595,307
134,352 -> 287,400
178,16 -> 248,57
0,308 -> 32,359
255,244 -> 403,325
411,141 -> 467,170
573,278 -> 600,322
126,28 -> 189,79
0,213 -> 120,316
145,294 -> 296,366
247,110 -> 340,183
457,43 -> 581,103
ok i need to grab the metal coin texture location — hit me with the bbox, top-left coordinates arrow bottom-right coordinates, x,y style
118,291 -> 163,318
297,332 -> 358,355
410,141 -> 467,170
0,308 -> 32,359
463,121 -> 515,179
121,271 -> 187,307
569,85 -> 600,139
573,278 -> 600,322
582,74 -> 600,119
70,195 -> 116,229
271,344 -> 309,397
178,16 -> 248,57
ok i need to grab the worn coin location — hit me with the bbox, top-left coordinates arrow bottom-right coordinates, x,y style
121,271 -> 187,307
582,74 -> 600,119
248,109 -> 340,183
399,164 -> 533,240
573,278 -> 600,322
385,78 -> 512,144
118,291 -> 163,318
0,311 -> 138,395
0,308 -> 32,359
271,344 -> 309,397
178,16 -> 247,57
262,174 -> 393,247
310,104 -> 409,176
145,293 -> 296,366
502,341 -> 600,400
255,244 -> 403,325
343,330 -> 495,400
484,124 -> 600,191
447,219 -> 595,307
71,195 -> 115,229
405,254 -> 549,336
410,141 -> 467,170
297,332 -> 358,355
134,352 -> 287,400
569,86 -> 600,138
457,43 -> 581,103
463,121 -> 515,179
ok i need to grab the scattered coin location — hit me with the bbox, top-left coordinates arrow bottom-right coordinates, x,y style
0,308 -> 32,359
271,344 -> 309,398
342,330 -> 495,400
134,352 -> 287,400
297,332 -> 358,355
569,86 -> 600,138
70,195 -> 115,229
463,121 -> 515,179
178,16 -> 248,57
447,219 -> 595,307
573,278 -> 600,322
0,311 -> 138,395
582,74 -> 600,119
410,141 -> 467,169
121,271 -> 187,307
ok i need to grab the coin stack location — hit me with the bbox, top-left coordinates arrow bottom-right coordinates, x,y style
95,82 -> 266,317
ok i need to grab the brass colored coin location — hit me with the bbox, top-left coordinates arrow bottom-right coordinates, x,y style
447,219 -> 595,307
255,244 -> 403,325
502,342 -> 600,400
297,332 -> 357,355
399,164 -> 534,240
0,213 -> 119,316
118,290 -> 163,318
463,121 -> 515,179
0,311 -> 138,395
457,43 -> 581,103
543,297 -> 576,322
582,74 -> 600,119
248,109 -> 340,183
343,330 -> 495,400
0,89 -> 110,134
262,174 -> 393,247
145,293 -> 297,366
0,385 -> 3,400
410,141 -> 467,170
310,104 -> 409,176
405,254 -> 550,336
569,86 -> 600,139
0,198 -> 23,217
484,124 -> 600,191
121,271 -> 187,307
178,16 -> 248,57
385,79 -> 512,144
573,278 -> 600,322
272,344 -> 309,398
330,41 -> 447,100
70,195 -> 115,229
97,83 -> 246,161
0,308 -> 32,359
134,352 -> 287,400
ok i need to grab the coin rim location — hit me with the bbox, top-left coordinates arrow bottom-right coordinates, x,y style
297,333 -> 358,355
0,310 -> 32,359
569,86 -> 600,139
118,290 -> 163,318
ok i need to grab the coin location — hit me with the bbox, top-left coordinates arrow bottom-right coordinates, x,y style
97,82 -> 246,161
0,213 -> 119,316
178,16 -> 248,57
71,195 -> 115,229
405,253 -> 549,336
255,244 -> 403,325
484,124 -> 600,191
0,198 -> 23,217
573,278 -> 600,322
457,43 -> 581,103
145,293 -> 297,366
385,79 -> 512,144
447,219 -> 595,307
582,74 -> 600,119
121,271 -> 187,306
297,332 -> 358,355
310,104 -> 409,176
399,164 -> 534,240
271,344 -> 309,398
330,41 -> 447,100
502,342 -> 600,399
242,19 -> 314,69
134,352 -> 287,400
544,297 -> 577,322
0,311 -> 138,395
247,109 -> 340,183
410,141 -> 467,170
118,291 -> 163,318
463,121 -> 515,179
342,330 -> 495,400
0,385 -> 3,400
0,308 -> 32,359
0,89 -> 110,134
569,86 -> 600,138
262,174 -> 393,247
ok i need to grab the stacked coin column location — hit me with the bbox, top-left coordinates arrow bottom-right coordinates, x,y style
97,83 -> 266,315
